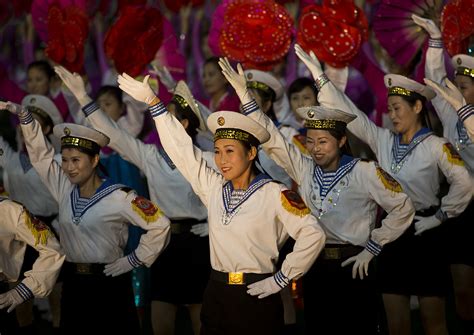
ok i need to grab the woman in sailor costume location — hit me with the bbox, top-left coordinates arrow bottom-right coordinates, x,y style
219,57 -> 415,334
413,15 -> 474,334
0,197 -> 64,335
0,100 -> 171,335
294,44 -> 472,335
117,72 -> 326,335
54,65 -> 212,335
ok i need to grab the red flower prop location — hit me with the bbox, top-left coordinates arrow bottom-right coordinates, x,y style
44,3 -> 88,73
162,0 -> 204,14
297,0 -> 368,68
441,0 -> 474,56
210,0 -> 294,71
104,5 -> 163,77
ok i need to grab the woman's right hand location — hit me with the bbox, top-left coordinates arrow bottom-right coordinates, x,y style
0,101 -> 25,115
117,73 -> 157,105
294,43 -> 324,80
218,57 -> 249,102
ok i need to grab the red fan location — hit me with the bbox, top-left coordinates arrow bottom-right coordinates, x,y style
104,5 -> 164,77
373,0 -> 443,66
297,0 -> 368,68
441,0 -> 474,56
210,0 -> 294,71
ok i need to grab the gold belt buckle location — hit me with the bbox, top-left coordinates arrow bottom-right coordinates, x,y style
228,272 -> 245,285
324,248 -> 341,260
76,263 -> 92,274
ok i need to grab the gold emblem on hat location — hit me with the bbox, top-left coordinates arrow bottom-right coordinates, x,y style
247,73 -> 253,80
63,127 -> 71,136
30,97 -> 36,104
388,78 -> 392,86
457,58 -> 462,65
217,116 -> 225,126
307,110 -> 315,118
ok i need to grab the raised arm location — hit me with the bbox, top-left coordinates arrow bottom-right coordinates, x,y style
294,44 -> 389,156
218,57 -> 312,185
0,101 -> 68,201
117,74 -> 222,206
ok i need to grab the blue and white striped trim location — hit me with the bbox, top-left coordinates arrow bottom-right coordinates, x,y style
149,102 -> 167,118
14,283 -> 34,302
313,157 -> 359,198
392,130 -> 432,164
458,104 -> 474,122
19,110 -> 33,125
242,100 -> 259,116
428,38 -> 444,48
82,101 -> 100,116
435,209 -> 448,223
273,270 -> 290,289
127,251 -> 143,268
222,174 -> 273,214
365,239 -> 382,256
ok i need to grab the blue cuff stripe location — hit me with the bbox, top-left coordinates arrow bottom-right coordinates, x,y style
82,101 -> 100,116
274,270 -> 289,289
149,102 -> 167,118
458,104 -> 474,122
242,100 -> 259,115
366,239 -> 382,256
15,283 -> 33,301
428,38 -> 443,48
435,209 -> 448,223
19,111 -> 33,125
128,251 -> 142,268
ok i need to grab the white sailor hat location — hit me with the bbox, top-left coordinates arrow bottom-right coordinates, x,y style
384,74 -> 436,101
172,80 -> 206,132
296,106 -> 356,131
21,94 -> 63,125
207,111 -> 270,145
53,123 -> 110,153
244,69 -> 284,101
452,54 -> 474,79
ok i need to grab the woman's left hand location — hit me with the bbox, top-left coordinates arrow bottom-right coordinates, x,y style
341,249 -> 374,280
117,73 -> 157,105
0,101 -> 25,115
218,57 -> 249,102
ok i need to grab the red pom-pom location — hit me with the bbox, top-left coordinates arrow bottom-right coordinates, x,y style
104,5 -> 164,77
215,0 -> 293,71
297,0 -> 368,68
441,0 -> 474,56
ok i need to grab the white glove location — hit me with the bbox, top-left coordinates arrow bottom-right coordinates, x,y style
414,215 -> 442,236
0,287 -> 27,313
151,65 -> 177,91
424,78 -> 466,111
104,253 -> 142,277
247,271 -> 289,299
294,43 -> 324,80
0,101 -> 26,115
341,249 -> 375,280
190,223 -> 209,237
218,57 -> 250,102
54,65 -> 91,106
117,73 -> 157,105
412,14 -> 441,39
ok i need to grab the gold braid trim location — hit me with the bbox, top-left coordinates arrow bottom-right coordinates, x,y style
131,196 -> 164,224
456,67 -> 474,79
280,191 -> 311,217
388,86 -> 413,97
443,143 -> 464,166
24,211 -> 52,246
376,167 -> 402,193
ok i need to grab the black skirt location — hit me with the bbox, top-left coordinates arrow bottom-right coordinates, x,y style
445,200 -> 473,267
150,220 -> 211,304
60,262 -> 140,335
0,281 -> 19,335
377,210 -> 450,297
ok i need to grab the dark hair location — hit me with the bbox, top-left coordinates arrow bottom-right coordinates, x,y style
327,129 -> 352,156
29,107 -> 54,135
240,140 -> 262,175
251,88 -> 277,121
96,86 -> 123,105
27,61 -> 55,80
60,146 -> 109,177
169,101 -> 200,141
288,77 -> 318,100
204,56 -> 220,69
399,94 -> 430,128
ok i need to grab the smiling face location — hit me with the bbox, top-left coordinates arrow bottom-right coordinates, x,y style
290,86 -> 319,120
202,61 -> 228,97
27,67 -> 50,95
214,138 -> 257,181
387,95 -> 422,135
454,75 -> 474,104
61,148 -> 99,185
97,92 -> 123,122
305,129 -> 345,171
